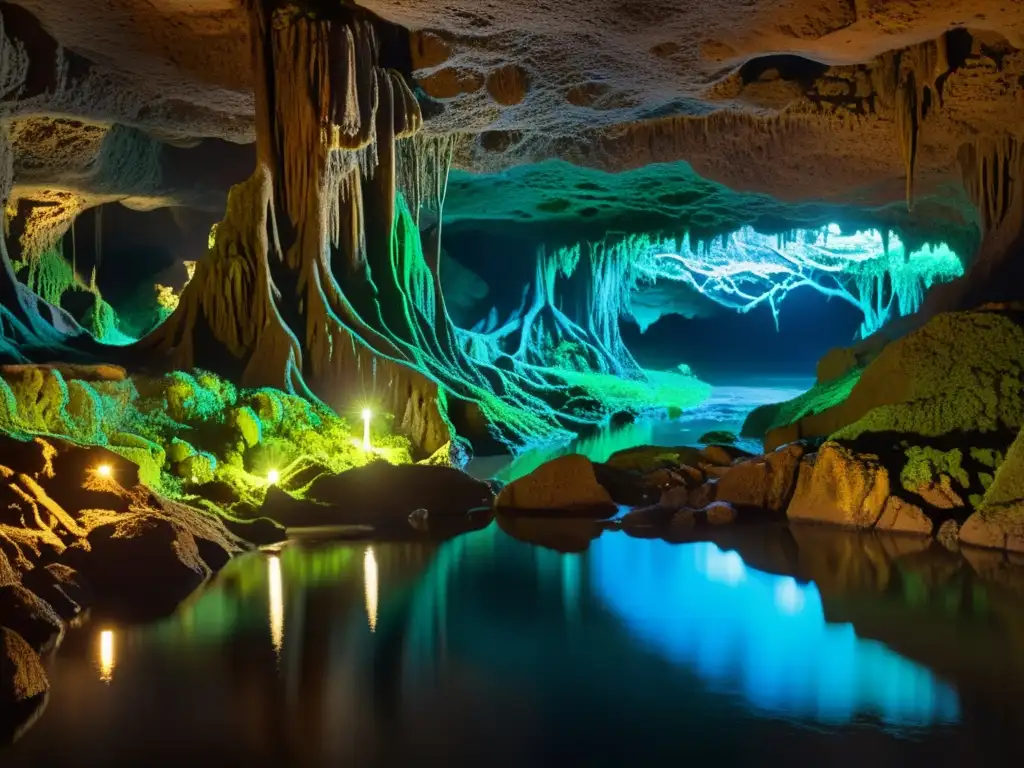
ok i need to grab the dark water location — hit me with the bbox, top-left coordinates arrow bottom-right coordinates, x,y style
6,523 -> 1024,767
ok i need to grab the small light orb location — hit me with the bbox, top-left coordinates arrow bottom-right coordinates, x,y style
361,408 -> 372,421
96,464 -> 112,478
267,469 -> 280,485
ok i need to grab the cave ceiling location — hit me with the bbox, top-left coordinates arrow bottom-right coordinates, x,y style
1,0 -> 1023,253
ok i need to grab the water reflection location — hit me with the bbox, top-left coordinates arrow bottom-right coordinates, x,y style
267,555 -> 284,657
591,536 -> 961,726
363,546 -> 378,632
97,630 -> 115,683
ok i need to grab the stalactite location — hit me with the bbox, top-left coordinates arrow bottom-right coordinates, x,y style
958,136 -> 1022,235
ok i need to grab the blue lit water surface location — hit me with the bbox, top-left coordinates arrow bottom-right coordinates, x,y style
591,535 -> 960,726
8,523 -> 1021,766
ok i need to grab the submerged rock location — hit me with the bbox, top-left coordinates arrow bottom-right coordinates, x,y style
0,628 -> 48,744
705,501 -> 738,525
605,445 -> 704,474
497,514 -> 606,553
496,454 -> 617,518
263,461 -> 494,529
698,430 -> 737,445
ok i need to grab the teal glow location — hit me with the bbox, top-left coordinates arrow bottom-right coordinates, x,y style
634,225 -> 964,338
591,535 -> 961,726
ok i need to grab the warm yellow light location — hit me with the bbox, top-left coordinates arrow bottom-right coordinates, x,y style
267,469 -> 280,485
99,629 -> 115,683
268,555 -> 284,657
96,463 -> 112,478
361,408 -> 372,450
363,546 -> 378,633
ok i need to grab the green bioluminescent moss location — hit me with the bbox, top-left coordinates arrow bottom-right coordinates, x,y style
0,365 -> 414,515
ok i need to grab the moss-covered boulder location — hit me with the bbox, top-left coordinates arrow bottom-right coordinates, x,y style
747,308 -> 1024,451
496,454 -> 617,518
960,427 -> 1024,553
788,443 -> 891,528
605,445 -> 704,474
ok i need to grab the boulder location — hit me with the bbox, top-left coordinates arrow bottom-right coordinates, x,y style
715,443 -> 804,513
936,519 -> 960,552
0,585 -> 64,654
605,445 -> 704,474
959,425 -> 1024,553
263,461 -> 494,528
0,628 -> 48,744
61,516 -> 213,620
592,462 -> 658,506
787,442 -> 890,528
704,501 -> 738,525
670,509 -> 698,529
875,496 -> 934,535
700,444 -> 753,467
689,481 -> 718,510
496,455 -> 617,518
21,564 -> 88,622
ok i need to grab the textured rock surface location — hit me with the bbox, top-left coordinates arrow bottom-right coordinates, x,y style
0,626 -> 48,741
787,442 -> 891,528
496,454 -> 617,517
960,426 -> 1024,552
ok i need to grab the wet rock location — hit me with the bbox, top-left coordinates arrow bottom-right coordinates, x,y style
609,410 -> 635,429
61,517 -> 213,620
688,481 -> 718,510
263,462 -> 494,528
876,496 -> 934,535
704,465 -> 731,479
496,455 -> 617,518
960,511 -> 1024,554
408,508 -> 429,531
916,475 -> 965,510
0,628 -> 48,745
592,462 -> 658,506
704,501 -> 738,525
787,442 -> 890,528
605,445 -> 704,474
937,519 -> 961,552
700,444 -> 754,467
0,585 -> 64,654
660,484 -> 691,508
21,564 -> 88,622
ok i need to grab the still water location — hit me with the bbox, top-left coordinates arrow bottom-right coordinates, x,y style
6,523 -> 1024,766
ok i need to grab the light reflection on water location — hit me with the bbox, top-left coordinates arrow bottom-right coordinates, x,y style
13,524 -> 1024,766
590,536 -> 961,726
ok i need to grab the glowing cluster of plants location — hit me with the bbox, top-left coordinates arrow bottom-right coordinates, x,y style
0,366 -> 412,514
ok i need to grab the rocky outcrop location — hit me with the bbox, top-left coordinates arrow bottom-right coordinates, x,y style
960,426 -> 1024,553
0,585 -> 64,654
496,454 -> 617,518
787,443 -> 892,528
0,628 -> 48,744
715,443 -> 805,512
262,461 -> 494,529
749,308 -> 1024,451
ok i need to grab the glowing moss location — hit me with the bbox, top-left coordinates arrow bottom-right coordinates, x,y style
743,367 -> 862,437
